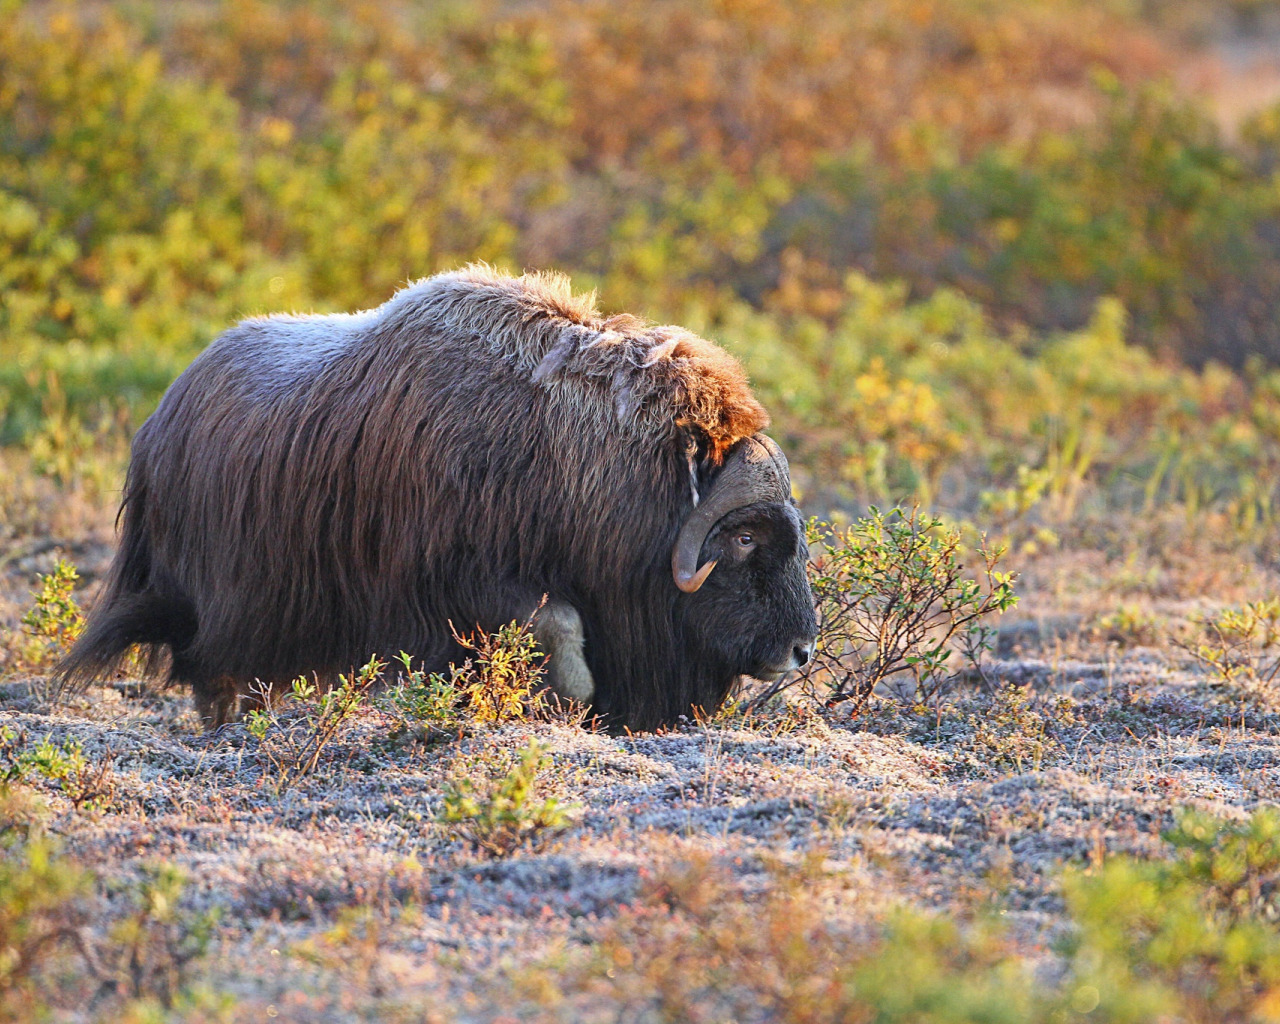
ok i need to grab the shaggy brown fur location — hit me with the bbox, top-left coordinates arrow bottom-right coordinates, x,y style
59,265 -> 815,730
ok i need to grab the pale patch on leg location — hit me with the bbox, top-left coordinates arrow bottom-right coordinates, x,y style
531,600 -> 594,702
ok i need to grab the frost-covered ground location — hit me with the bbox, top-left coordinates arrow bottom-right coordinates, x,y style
3,513 -> 1279,1021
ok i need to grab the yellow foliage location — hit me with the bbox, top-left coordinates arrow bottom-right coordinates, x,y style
1,0 -> 1278,526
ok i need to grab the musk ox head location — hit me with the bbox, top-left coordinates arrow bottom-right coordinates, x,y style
673,433 -> 816,683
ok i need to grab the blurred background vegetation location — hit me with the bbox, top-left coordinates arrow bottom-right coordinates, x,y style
7,0 -> 1280,538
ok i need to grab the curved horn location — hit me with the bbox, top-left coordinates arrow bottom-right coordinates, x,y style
671,433 -> 792,593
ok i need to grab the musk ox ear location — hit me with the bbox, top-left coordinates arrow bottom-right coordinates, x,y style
671,433 -> 792,593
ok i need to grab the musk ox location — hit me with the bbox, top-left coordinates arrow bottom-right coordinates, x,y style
58,265 -> 818,731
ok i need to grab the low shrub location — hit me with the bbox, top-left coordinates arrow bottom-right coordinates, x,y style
100,864 -> 220,1010
0,728 -> 116,814
1176,599 -> 1280,704
244,656 -> 381,795
781,506 -> 1017,714
7,558 -> 84,676
451,617 -> 550,726
440,740 -> 577,857
530,810 -> 1280,1023
0,834 -> 93,1020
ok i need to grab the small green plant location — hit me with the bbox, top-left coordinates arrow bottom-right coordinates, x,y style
102,864 -> 219,1009
1060,809 -> 1280,1022
0,835 -> 93,1019
0,826 -> 222,1019
0,728 -> 116,813
978,464 -> 1053,532
244,655 -> 381,795
12,558 -> 85,674
440,740 -> 576,856
290,904 -> 407,994
792,507 -> 1017,714
381,650 -> 463,728
1176,599 -> 1280,703
1090,604 -> 1166,648
28,400 -> 98,490
451,618 -> 548,725
0,782 -> 51,844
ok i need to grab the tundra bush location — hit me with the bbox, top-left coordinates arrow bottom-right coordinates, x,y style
1060,809 -> 1280,1022
244,656 -> 381,795
102,865 -> 220,1009
789,507 -> 1017,714
0,728 -> 116,813
380,650 -> 464,731
0,833 -> 92,1019
451,617 -> 549,725
0,829 -> 224,1019
440,740 -> 576,857
380,617 -> 550,733
9,558 -> 84,675
1176,599 -> 1280,704
534,810 -> 1280,1023
965,685 -> 1074,774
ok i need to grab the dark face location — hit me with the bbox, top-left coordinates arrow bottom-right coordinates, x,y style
679,501 -> 818,681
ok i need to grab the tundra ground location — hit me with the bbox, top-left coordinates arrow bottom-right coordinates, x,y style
2,467 -> 1279,1022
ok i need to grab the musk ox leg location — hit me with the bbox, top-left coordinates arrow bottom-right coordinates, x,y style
192,675 -> 242,731
530,600 -> 594,703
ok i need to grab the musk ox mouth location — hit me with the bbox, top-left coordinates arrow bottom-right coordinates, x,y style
750,641 -> 815,682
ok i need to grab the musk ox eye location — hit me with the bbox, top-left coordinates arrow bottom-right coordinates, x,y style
735,533 -> 756,551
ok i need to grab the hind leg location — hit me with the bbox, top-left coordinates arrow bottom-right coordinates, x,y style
192,675 -> 242,730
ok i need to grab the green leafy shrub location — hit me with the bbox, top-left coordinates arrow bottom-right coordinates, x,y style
381,650 -> 463,729
102,864 -> 220,1010
10,558 -> 84,674
0,835 -> 92,1019
440,740 -> 576,856
1176,599 -> 1280,703
1061,809 -> 1280,1023
450,618 -> 549,726
778,80 -> 1280,369
244,656 -> 381,795
792,507 -> 1017,713
0,728 -> 116,813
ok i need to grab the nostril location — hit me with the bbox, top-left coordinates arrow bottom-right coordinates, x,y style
793,644 -> 811,667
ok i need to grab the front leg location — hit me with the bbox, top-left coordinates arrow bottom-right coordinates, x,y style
529,599 -> 594,702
